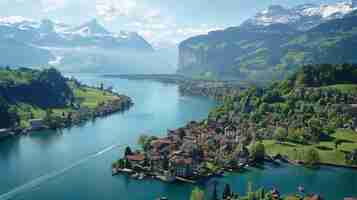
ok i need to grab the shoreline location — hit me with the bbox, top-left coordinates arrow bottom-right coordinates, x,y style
103,74 -> 245,100
0,90 -> 133,140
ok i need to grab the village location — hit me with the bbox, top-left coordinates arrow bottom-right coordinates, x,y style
111,119 -> 260,183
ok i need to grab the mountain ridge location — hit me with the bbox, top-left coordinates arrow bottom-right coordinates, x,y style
178,1 -> 357,82
0,17 -> 153,68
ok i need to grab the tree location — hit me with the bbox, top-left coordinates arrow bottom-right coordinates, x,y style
190,187 -> 204,200
273,127 -> 288,142
334,139 -> 343,150
250,142 -> 265,162
222,184 -> 232,199
117,159 -> 125,169
138,134 -> 149,150
308,118 -> 323,143
124,146 -> 133,157
303,148 -> 320,167
124,158 -> 132,169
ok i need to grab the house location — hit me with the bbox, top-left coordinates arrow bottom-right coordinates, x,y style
170,157 -> 193,178
151,139 -> 172,156
224,124 -> 237,137
148,153 -> 168,172
151,139 -> 172,149
29,119 -> 45,130
126,154 -> 145,166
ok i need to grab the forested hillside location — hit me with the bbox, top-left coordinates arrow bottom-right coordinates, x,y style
209,64 -> 357,166
0,67 -> 130,129
178,8 -> 357,81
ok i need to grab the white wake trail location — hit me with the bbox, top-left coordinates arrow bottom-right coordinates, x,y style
0,144 -> 124,200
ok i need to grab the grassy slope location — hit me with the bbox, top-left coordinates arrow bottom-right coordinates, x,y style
0,68 -> 122,128
72,85 -> 116,109
321,84 -> 357,94
14,82 -> 118,127
0,69 -> 33,84
263,129 -> 357,166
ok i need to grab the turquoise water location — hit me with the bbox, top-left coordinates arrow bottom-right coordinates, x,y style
0,74 -> 356,200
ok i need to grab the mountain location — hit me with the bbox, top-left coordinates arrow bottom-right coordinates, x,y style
242,1 -> 356,31
178,1 -> 357,82
178,24 -> 301,81
0,17 -> 153,50
0,17 -> 153,69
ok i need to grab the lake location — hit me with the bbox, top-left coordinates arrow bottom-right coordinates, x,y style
0,74 -> 356,200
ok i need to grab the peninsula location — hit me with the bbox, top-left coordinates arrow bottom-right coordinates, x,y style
112,64 -> 357,183
0,67 -> 133,138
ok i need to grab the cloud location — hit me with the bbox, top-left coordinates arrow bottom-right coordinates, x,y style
41,0 -> 67,12
96,0 -> 136,21
135,22 -> 223,48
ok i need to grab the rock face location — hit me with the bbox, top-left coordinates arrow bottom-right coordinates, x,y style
178,1 -> 357,82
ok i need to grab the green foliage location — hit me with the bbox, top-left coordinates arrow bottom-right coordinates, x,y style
0,67 -> 122,129
250,142 -> 266,162
180,12 -> 357,82
137,135 -> 158,151
273,127 -> 288,142
289,64 -> 357,88
124,146 -> 133,157
303,148 -> 320,167
208,63 -> 357,167
190,187 -> 204,200
0,97 -> 18,128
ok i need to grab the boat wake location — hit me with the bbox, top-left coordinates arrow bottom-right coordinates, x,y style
0,144 -> 124,200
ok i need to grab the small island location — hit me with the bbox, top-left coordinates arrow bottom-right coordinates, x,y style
112,64 -> 357,183
0,67 -> 133,138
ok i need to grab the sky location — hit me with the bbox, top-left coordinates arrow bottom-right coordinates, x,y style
0,0 -> 344,47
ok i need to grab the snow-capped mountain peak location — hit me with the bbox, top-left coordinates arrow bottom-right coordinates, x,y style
0,16 -> 153,51
68,19 -> 110,36
0,16 -> 35,25
243,1 -> 356,30
0,16 -> 40,30
300,2 -> 353,18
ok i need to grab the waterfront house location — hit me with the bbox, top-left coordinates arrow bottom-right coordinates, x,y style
151,139 -> 172,156
170,157 -> 193,178
29,119 -> 45,130
126,154 -> 145,166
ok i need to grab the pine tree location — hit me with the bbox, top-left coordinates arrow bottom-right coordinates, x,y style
222,184 -> 232,199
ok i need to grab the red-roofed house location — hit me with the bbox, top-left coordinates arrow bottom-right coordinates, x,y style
126,154 -> 145,166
